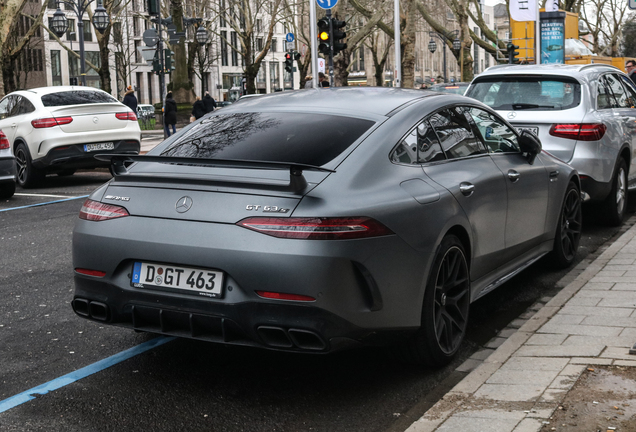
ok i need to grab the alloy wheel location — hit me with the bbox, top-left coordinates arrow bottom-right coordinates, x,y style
560,187 -> 582,261
15,147 -> 28,185
616,166 -> 626,217
433,246 -> 470,354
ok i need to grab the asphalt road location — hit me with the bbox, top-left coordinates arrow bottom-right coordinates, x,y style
0,170 -> 632,432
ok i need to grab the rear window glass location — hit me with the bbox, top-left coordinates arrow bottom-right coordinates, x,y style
41,90 -> 118,107
466,77 -> 581,110
158,112 -> 375,166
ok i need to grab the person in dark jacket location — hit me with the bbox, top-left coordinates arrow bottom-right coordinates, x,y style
626,60 -> 636,86
192,96 -> 206,120
164,92 -> 177,136
122,85 -> 137,113
203,91 -> 216,113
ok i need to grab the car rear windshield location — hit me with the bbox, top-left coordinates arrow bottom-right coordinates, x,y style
466,76 -> 581,110
41,90 -> 118,107
158,112 -> 375,166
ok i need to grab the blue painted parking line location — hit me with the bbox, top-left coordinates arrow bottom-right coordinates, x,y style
0,195 -> 90,213
0,336 -> 175,413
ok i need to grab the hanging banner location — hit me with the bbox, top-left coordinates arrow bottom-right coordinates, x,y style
510,0 -> 537,21
540,11 -> 565,64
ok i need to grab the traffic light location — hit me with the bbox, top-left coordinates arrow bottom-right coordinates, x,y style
331,18 -> 347,56
294,52 -> 301,61
507,43 -> 520,64
164,49 -> 175,72
284,52 -> 293,73
317,17 -> 330,56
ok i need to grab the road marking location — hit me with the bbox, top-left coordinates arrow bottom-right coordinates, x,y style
0,195 -> 89,213
0,336 -> 175,413
14,193 -> 74,198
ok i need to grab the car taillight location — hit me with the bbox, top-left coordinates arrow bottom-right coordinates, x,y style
255,291 -> 316,302
549,123 -> 606,141
0,131 -> 9,149
31,117 -> 73,128
75,268 -> 106,277
237,217 -> 394,240
116,112 -> 137,121
79,199 -> 129,221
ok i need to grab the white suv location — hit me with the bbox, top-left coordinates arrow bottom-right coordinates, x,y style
466,64 -> 636,225
0,86 -> 141,188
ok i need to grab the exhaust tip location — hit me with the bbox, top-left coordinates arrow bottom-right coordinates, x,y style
257,326 -> 293,348
72,298 -> 90,317
89,301 -> 109,321
288,329 -> 326,351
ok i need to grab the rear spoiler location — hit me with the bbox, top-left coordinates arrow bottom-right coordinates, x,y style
95,154 -> 335,194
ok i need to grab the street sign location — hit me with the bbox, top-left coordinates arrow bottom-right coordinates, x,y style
137,46 -> 157,63
318,58 -> 325,73
286,41 -> 295,51
630,0 -> 636,10
316,0 -> 338,10
143,28 -> 159,47
285,32 -> 294,43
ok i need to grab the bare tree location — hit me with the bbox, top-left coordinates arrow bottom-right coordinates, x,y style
581,0 -> 627,56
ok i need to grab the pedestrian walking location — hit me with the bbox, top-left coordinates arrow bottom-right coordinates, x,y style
626,60 -> 636,85
122,85 -> 137,113
304,75 -> 313,88
164,92 -> 177,137
192,96 -> 206,120
203,91 -> 217,113
318,72 -> 330,88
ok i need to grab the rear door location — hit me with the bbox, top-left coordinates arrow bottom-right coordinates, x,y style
0,96 -> 19,145
422,106 -> 508,280
467,106 -> 550,255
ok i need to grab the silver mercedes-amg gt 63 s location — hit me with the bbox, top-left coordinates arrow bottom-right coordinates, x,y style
72,88 -> 582,367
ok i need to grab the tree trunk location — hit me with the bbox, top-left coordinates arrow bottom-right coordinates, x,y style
401,0 -> 416,89
334,51 -> 350,86
98,27 -> 112,94
169,0 -> 193,103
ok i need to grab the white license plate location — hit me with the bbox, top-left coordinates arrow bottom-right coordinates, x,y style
84,142 -> 114,152
515,127 -> 539,136
131,262 -> 224,297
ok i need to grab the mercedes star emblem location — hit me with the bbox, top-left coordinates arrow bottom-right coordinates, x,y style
175,196 -> 193,213
507,112 -> 517,119
93,116 -> 99,124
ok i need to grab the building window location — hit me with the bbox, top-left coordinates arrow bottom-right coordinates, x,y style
67,19 -> 76,41
51,50 -> 62,86
269,61 -> 279,90
256,37 -> 263,52
256,19 -> 262,33
83,20 -> 92,42
220,0 -> 226,27
220,31 -> 228,66
134,40 -> 142,63
231,31 -> 239,66
69,51 -> 101,88
113,22 -> 123,44
270,38 -> 277,53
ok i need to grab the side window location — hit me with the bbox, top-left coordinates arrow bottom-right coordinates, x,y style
619,75 -> 636,108
8,96 -> 22,117
467,107 -> 520,153
0,97 -> 9,120
605,74 -> 631,108
429,107 -> 487,159
16,97 -> 35,115
597,76 -> 614,110
390,119 -> 445,164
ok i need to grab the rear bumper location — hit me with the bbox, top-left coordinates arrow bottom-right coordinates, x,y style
580,175 -> 612,202
72,216 -> 427,352
33,140 -> 140,171
0,156 -> 16,182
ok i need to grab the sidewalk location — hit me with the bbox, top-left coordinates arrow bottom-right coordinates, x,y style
140,131 -> 166,154
407,218 -> 636,432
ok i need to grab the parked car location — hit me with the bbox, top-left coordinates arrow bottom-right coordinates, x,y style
137,104 -> 155,119
428,82 -> 470,95
0,130 -> 16,199
0,86 -> 141,188
465,64 -> 636,225
72,88 -> 581,367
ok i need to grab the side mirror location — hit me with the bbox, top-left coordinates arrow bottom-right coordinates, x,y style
518,130 -> 542,165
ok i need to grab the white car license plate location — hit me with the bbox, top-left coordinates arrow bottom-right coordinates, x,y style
131,262 -> 224,297
84,142 -> 114,152
515,127 -> 539,136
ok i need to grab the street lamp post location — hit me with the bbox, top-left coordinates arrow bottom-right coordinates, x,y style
428,30 -> 461,84
50,0 -> 110,87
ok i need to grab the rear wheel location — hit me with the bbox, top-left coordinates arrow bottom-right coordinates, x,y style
549,181 -> 582,269
600,158 -> 627,226
15,143 -> 44,188
397,235 -> 470,367
0,181 -> 15,199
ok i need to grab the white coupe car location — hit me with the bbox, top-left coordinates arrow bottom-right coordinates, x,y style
0,86 -> 141,187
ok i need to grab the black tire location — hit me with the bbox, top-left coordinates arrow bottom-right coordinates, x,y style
548,181 -> 582,269
0,181 -> 15,199
398,235 -> 470,367
600,158 -> 628,226
15,143 -> 44,188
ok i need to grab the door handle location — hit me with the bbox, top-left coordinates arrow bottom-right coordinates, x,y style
549,170 -> 559,182
459,182 -> 475,196
507,169 -> 520,182
11,123 -> 16,128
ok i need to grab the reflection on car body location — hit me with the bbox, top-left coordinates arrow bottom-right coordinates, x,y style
72,88 -> 581,367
